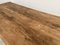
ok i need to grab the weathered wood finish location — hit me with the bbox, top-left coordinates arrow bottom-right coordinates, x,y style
0,2 -> 60,45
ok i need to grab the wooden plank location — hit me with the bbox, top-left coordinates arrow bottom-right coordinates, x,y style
0,2 -> 60,45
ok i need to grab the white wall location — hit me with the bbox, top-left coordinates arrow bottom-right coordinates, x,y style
0,0 -> 9,4
13,0 -> 60,16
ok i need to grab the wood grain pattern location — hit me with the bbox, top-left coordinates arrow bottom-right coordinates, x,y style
0,2 -> 60,45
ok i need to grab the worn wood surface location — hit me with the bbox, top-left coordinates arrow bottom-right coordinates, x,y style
0,2 -> 60,45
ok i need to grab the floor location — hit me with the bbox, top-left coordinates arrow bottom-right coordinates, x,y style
0,2 -> 60,45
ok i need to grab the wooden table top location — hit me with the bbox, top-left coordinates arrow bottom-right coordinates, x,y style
0,2 -> 60,45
